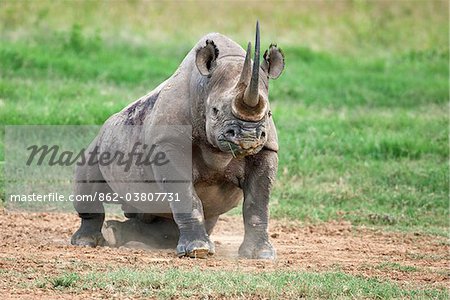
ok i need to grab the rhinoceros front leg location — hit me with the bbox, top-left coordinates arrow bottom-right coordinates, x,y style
239,149 -> 277,259
170,191 -> 214,258
150,143 -> 213,258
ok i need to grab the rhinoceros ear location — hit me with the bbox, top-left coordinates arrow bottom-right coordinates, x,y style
262,44 -> 285,79
196,39 -> 219,76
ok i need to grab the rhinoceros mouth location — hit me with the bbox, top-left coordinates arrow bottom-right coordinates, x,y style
217,137 -> 264,157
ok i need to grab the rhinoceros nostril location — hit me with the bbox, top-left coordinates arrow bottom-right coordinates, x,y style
260,131 -> 266,138
225,129 -> 236,138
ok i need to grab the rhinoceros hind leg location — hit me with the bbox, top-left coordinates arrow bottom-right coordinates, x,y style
103,217 -> 179,248
71,159 -> 109,247
204,216 -> 219,235
203,216 -> 219,255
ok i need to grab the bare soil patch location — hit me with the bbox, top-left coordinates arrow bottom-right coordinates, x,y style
0,209 -> 448,298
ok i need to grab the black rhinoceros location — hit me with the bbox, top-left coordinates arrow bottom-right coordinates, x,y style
71,22 -> 285,259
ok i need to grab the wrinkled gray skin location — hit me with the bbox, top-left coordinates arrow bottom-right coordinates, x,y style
71,25 -> 285,259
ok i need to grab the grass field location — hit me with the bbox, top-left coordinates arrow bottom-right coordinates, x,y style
34,268 -> 448,299
0,0 -> 448,298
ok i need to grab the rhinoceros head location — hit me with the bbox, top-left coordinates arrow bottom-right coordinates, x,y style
195,22 -> 284,157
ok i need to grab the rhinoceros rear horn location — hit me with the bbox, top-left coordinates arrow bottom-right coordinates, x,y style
196,39 -> 219,76
238,42 -> 252,85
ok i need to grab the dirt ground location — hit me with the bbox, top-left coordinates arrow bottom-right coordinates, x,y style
0,208 -> 448,298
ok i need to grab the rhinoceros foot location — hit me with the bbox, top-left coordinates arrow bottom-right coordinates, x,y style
176,236 -> 215,259
238,239 -> 276,260
71,228 -> 107,247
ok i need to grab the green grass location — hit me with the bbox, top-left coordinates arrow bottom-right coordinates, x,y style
375,262 -> 419,273
32,267 -> 448,299
50,272 -> 80,288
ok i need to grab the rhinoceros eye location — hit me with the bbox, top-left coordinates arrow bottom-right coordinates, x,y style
212,107 -> 219,116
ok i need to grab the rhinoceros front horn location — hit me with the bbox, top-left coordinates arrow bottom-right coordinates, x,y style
232,21 -> 267,122
244,21 -> 260,108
